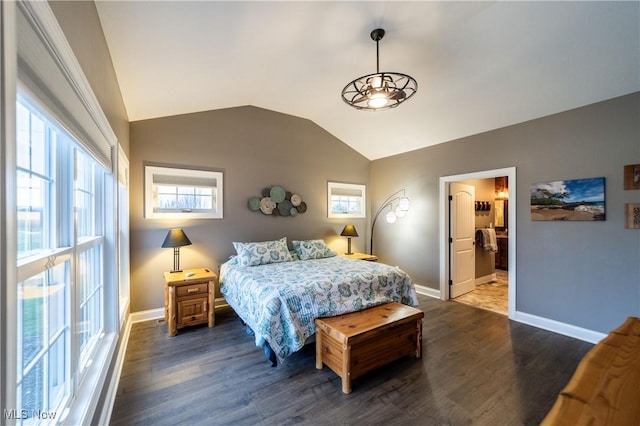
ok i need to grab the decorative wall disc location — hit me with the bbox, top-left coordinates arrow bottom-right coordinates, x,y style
270,185 -> 286,203
248,186 -> 307,217
248,197 -> 261,211
278,200 -> 293,216
260,197 -> 276,214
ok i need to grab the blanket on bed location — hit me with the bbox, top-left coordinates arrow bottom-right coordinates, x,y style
220,256 -> 418,362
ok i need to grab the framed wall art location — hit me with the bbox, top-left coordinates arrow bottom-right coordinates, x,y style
624,164 -> 640,190
625,204 -> 640,229
530,177 -> 605,221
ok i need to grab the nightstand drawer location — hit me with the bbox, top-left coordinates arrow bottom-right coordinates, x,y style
176,283 -> 208,297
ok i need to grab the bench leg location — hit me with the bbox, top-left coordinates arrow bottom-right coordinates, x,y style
316,329 -> 323,369
342,342 -> 351,394
416,320 -> 423,358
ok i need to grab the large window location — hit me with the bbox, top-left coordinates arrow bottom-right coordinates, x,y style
15,96 -> 107,424
4,2 -> 122,425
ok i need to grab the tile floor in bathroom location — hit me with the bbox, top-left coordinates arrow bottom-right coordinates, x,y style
453,270 -> 508,314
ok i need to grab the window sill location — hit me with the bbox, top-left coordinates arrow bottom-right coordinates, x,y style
59,332 -> 117,426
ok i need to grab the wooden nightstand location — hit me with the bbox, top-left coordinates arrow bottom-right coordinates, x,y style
341,252 -> 378,261
163,268 -> 217,337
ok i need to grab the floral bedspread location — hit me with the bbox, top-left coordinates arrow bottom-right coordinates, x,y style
220,256 -> 418,361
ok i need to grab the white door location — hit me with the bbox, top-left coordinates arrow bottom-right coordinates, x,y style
450,182 -> 475,298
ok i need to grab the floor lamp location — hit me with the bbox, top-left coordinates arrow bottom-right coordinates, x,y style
370,189 -> 410,255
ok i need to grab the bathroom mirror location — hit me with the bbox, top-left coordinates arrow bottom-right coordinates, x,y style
495,199 -> 507,228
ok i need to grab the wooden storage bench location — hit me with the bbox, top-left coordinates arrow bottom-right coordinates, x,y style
542,316 -> 640,425
315,302 -> 424,394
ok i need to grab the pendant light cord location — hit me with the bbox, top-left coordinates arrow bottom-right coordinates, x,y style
376,38 -> 380,73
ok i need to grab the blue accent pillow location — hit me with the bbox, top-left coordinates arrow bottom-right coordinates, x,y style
233,237 -> 292,267
292,239 -> 337,260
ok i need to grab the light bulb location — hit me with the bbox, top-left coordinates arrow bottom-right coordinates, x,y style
399,197 -> 410,211
395,205 -> 407,218
371,75 -> 383,89
386,210 -> 397,223
368,92 -> 389,108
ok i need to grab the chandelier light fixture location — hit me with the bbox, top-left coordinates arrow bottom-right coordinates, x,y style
341,28 -> 417,111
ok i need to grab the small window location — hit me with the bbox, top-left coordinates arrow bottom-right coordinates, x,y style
145,165 -> 223,219
328,182 -> 366,218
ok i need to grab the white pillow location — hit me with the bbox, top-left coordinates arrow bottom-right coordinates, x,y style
292,239 -> 337,260
233,237 -> 291,267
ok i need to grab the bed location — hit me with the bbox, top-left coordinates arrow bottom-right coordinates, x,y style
220,238 -> 419,364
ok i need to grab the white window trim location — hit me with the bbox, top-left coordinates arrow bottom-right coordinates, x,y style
117,145 -> 129,326
5,1 -> 121,425
327,181 -> 367,219
1,0 -> 20,415
17,0 -> 116,170
144,165 -> 224,219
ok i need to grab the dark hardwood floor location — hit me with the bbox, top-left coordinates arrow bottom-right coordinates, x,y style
110,295 -> 592,425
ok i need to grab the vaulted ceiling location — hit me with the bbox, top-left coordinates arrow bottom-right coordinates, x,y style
95,1 -> 639,160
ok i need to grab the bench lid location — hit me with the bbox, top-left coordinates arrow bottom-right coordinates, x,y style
315,302 -> 423,340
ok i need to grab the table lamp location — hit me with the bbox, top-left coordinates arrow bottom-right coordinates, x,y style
340,224 -> 359,255
162,228 -> 192,272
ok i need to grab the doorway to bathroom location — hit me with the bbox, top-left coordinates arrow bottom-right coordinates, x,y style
439,167 -> 516,319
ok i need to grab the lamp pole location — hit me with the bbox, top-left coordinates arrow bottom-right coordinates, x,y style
370,189 -> 407,255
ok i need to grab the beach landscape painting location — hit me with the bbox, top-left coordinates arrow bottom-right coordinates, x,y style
531,177 -> 605,221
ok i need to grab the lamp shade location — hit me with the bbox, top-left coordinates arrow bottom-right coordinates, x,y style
161,229 -> 192,248
398,196 -> 410,211
385,210 -> 397,224
340,224 -> 359,238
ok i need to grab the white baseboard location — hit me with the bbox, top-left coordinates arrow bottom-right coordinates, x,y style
514,311 -> 606,344
476,273 -> 497,285
130,307 -> 164,323
129,297 -> 230,324
413,283 -> 604,345
214,297 -> 230,309
414,284 -> 441,299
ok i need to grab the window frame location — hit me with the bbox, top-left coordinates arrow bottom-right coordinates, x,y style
14,96 -> 111,423
4,1 -> 122,424
144,165 -> 224,219
117,145 -> 129,326
327,182 -> 367,219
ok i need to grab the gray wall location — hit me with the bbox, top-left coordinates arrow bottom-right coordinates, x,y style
129,106 -> 370,312
371,92 -> 640,334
